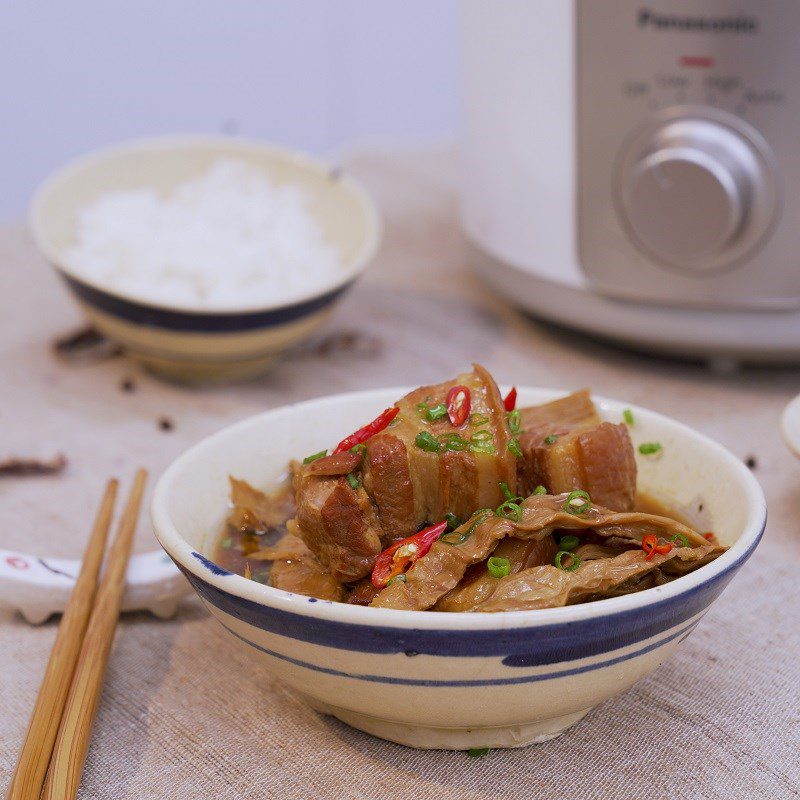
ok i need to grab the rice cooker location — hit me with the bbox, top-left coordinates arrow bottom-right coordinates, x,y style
460,0 -> 800,362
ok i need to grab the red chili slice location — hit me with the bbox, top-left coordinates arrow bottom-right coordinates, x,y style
641,534 -> 673,561
371,520 -> 448,588
503,386 -> 517,412
446,385 -> 471,427
332,406 -> 400,454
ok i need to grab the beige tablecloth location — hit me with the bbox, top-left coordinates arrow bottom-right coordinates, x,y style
1,146 -> 798,799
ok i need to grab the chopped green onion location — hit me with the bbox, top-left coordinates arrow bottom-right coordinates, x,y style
670,533 -> 689,548
445,513 -> 461,531
487,556 -> 511,579
346,472 -> 360,490
220,537 -> 232,549
470,413 -> 490,426
499,481 -> 514,501
543,434 -> 558,445
495,500 -> 522,521
350,443 -> 367,455
507,437 -> 522,458
623,408 -> 634,425
303,449 -> 328,464
471,430 -> 493,443
440,509 -> 491,545
438,432 -> 468,451
639,442 -> 663,455
386,573 -> 407,586
467,747 -> 490,758
507,409 -> 521,434
559,535 -> 580,551
415,430 -> 441,452
555,551 -> 581,572
533,485 -> 547,495
426,403 -> 448,422
564,489 -> 591,515
469,441 -> 496,455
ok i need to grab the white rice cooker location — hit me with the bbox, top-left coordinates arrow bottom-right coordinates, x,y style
460,0 -> 800,362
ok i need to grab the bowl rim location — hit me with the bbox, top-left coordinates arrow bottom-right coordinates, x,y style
28,134 -> 383,316
151,386 -> 767,631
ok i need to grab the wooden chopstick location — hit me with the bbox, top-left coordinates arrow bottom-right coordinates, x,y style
42,468 -> 147,800
6,479 -> 118,800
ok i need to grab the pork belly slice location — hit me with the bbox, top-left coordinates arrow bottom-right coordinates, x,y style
370,493 -> 711,611
229,476 -> 295,532
473,544 -> 723,612
293,470 -> 383,583
517,390 -> 637,511
292,364 -> 515,579
368,362 -> 516,533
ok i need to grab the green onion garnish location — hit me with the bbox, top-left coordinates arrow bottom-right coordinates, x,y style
467,747 -> 490,758
495,500 -> 522,521
426,403 -> 448,422
220,537 -> 232,549
487,556 -> 511,579
470,413 -> 490,426
499,481 -> 514,501
415,430 -> 441,452
670,533 -> 689,547
507,437 -> 522,458
471,430 -> 493,443
555,551 -> 581,572
623,408 -> 634,425
533,485 -> 547,495
563,489 -> 591,515
303,449 -> 328,464
507,409 -> 521,435
445,513 -> 461,531
639,442 -> 663,455
386,573 -> 407,586
438,432 -> 468,451
544,434 -> 558,445
350,443 -> 367,455
559,535 -> 580,551
469,441 -> 496,455
440,509 -> 491,545
346,472 -> 360,489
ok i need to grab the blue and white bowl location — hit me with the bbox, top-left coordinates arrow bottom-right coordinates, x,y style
151,387 -> 766,749
30,136 -> 381,383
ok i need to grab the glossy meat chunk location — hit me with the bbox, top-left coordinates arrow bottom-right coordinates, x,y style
517,391 -> 637,511
293,471 -> 383,582
292,364 -> 515,580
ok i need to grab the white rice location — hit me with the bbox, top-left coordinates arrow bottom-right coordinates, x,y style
63,159 -> 344,310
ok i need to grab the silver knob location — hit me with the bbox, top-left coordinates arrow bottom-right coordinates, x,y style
618,117 -> 775,273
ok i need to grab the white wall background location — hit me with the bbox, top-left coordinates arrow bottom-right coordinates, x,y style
1,1 -> 458,220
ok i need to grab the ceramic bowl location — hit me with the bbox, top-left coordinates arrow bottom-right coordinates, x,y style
29,136 -> 381,383
151,387 -> 766,750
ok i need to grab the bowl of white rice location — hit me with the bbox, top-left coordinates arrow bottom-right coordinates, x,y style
30,136 -> 381,382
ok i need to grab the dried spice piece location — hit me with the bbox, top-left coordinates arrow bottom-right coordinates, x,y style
158,417 -> 174,432
53,325 -> 122,363
0,454 -> 67,477
120,377 -> 137,393
745,455 -> 758,470
299,329 -> 383,359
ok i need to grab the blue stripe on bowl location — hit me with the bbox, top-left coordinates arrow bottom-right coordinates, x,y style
175,556 -> 741,666
60,272 -> 353,332
218,617 -> 701,686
